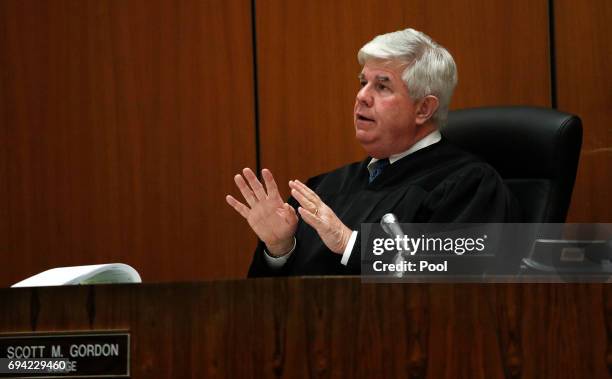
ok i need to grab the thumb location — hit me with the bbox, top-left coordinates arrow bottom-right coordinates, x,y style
277,203 -> 298,225
284,203 -> 298,224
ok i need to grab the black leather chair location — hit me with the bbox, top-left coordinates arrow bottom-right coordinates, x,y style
444,106 -> 582,222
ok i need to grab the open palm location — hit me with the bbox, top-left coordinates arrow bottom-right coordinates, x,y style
226,168 -> 298,255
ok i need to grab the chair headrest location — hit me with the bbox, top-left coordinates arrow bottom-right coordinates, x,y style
443,106 -> 582,179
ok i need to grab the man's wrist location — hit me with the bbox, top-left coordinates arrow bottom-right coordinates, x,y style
333,226 -> 352,254
266,237 -> 295,257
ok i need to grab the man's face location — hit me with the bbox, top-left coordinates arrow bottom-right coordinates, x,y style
354,60 -> 420,158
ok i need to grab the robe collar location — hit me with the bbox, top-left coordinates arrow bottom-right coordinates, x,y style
367,130 -> 442,174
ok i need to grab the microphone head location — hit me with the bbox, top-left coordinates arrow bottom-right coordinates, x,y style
381,213 -> 398,225
380,213 -> 399,236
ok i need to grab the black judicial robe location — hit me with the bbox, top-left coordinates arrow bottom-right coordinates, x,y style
248,138 -> 521,277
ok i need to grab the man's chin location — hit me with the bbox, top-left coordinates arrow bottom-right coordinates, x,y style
355,129 -> 375,143
356,137 -> 386,158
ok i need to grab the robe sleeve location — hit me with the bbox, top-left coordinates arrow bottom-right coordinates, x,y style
247,174 -> 328,277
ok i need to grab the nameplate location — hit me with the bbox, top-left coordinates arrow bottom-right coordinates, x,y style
0,331 -> 129,378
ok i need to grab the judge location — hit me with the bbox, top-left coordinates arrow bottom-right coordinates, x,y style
226,28 -> 520,276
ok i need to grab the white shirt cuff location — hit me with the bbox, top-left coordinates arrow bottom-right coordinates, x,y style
340,231 -> 358,266
263,238 -> 296,268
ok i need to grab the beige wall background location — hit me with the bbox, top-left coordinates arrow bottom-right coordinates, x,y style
1,0 -> 610,286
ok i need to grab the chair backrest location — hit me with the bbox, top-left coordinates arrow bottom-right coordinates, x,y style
443,106 -> 582,222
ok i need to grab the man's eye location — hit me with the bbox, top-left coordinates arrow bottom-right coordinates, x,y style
359,81 -> 367,87
376,83 -> 388,91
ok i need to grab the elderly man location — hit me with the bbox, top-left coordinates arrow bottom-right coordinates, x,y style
226,28 -> 520,276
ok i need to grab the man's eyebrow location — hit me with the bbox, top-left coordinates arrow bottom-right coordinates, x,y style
357,73 -> 391,82
375,75 -> 390,82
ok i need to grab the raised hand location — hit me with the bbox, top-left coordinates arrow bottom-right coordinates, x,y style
289,179 -> 352,255
226,168 -> 298,256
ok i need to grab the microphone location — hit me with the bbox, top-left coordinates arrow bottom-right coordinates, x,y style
380,213 -> 409,277
380,213 -> 406,239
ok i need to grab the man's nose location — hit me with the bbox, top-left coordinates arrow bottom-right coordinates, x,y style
356,86 -> 373,106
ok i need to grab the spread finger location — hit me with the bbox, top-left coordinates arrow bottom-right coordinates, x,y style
234,174 -> 257,207
243,168 -> 267,200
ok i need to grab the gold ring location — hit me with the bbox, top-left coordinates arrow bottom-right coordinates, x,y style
314,208 -> 319,216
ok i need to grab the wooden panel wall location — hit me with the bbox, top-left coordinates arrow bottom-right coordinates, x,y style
256,0 -> 551,197
0,0 -> 257,287
1,0 -> 610,287
556,0 -> 612,222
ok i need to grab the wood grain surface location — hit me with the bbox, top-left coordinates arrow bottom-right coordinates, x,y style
555,0 -> 612,222
0,278 -> 609,378
0,0 -> 257,287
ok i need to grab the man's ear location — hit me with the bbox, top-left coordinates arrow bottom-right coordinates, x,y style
415,95 -> 439,125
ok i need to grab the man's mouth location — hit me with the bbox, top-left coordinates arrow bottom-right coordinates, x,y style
356,114 -> 375,122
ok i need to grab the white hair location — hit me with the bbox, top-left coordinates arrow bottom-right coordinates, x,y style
358,28 -> 458,127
